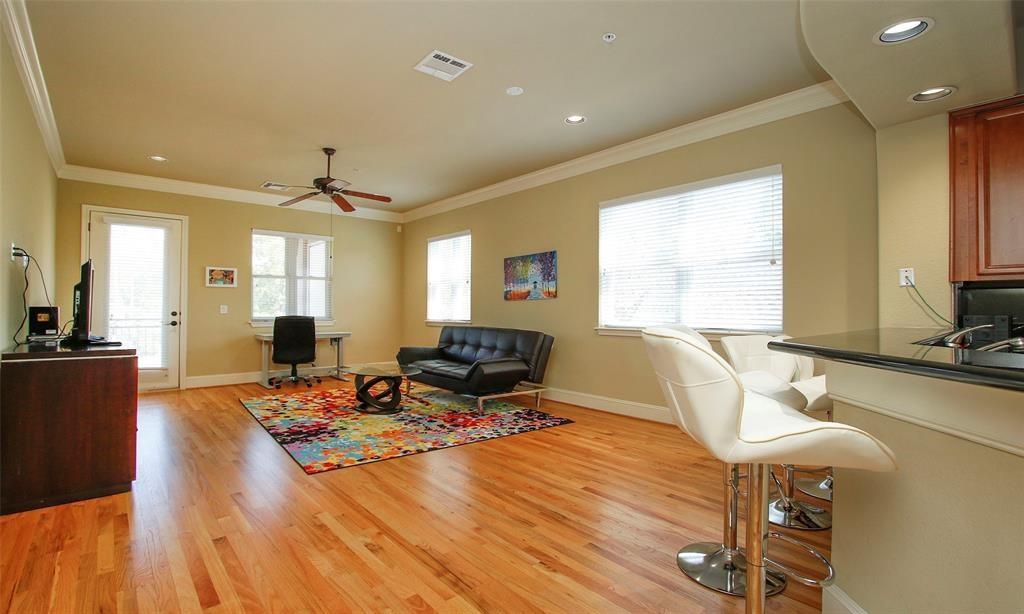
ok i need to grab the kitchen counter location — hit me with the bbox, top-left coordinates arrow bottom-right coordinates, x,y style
766,327 -> 1024,613
769,327 -> 1024,392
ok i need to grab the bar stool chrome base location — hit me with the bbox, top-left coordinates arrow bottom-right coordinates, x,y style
795,475 -> 833,502
677,543 -> 787,597
768,498 -> 832,530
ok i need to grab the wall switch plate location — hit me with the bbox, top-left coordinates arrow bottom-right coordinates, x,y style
899,267 -> 915,287
219,305 -> 228,314
10,243 -> 16,262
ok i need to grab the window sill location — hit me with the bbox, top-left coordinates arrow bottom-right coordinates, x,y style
594,326 -> 781,341
250,320 -> 336,329
425,320 -> 472,327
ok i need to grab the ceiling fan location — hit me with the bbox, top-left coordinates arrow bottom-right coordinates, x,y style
275,147 -> 392,213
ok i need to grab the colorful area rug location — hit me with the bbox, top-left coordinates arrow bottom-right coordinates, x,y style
239,384 -> 572,474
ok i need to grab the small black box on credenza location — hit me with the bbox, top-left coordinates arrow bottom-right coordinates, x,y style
28,306 -> 59,337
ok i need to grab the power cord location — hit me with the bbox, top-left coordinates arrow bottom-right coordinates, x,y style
10,248 -> 56,346
904,277 -> 953,326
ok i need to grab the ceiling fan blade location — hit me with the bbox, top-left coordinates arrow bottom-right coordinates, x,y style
331,193 -> 356,213
278,191 -> 319,207
340,189 -> 392,203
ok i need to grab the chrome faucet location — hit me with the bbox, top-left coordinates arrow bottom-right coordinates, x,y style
942,324 -> 995,347
976,337 -> 1024,352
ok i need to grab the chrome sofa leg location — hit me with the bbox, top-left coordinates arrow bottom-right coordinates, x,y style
769,465 -> 832,530
676,464 -> 785,597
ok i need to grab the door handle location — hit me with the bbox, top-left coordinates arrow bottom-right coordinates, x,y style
168,321 -> 178,326
171,311 -> 178,316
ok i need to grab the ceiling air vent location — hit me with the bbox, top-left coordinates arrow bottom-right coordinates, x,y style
260,181 -> 290,191
413,49 -> 473,82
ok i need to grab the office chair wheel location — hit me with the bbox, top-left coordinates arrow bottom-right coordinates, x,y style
275,384 -> 281,389
315,377 -> 322,383
306,382 -> 312,388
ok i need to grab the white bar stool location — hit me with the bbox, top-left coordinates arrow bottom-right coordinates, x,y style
642,327 -> 896,614
721,335 -> 834,529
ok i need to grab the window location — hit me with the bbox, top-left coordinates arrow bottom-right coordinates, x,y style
251,229 -> 332,323
599,166 -> 783,332
427,231 -> 471,322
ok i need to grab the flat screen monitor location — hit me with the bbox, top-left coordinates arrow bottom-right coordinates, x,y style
68,260 -> 94,344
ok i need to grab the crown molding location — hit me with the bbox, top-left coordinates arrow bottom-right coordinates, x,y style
1,0 -> 65,170
58,165 -> 404,223
403,81 -> 849,222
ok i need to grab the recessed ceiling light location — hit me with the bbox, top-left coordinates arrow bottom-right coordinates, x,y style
564,115 -> 586,125
506,86 -> 524,96
875,18 -> 932,44
909,86 -> 957,102
148,155 -> 168,162
602,32 -> 616,44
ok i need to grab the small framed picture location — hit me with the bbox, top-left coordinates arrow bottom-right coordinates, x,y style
205,266 -> 237,287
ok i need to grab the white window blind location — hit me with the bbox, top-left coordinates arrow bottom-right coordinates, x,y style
599,166 -> 783,332
427,231 -> 471,322
251,229 -> 332,322
107,223 -> 167,369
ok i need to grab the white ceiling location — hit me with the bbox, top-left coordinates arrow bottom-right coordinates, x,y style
26,1 -> 829,212
801,0 -> 1018,128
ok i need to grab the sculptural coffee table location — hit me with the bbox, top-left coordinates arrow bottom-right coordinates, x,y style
345,363 -> 422,415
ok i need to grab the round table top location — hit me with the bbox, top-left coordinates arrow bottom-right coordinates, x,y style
345,362 -> 422,378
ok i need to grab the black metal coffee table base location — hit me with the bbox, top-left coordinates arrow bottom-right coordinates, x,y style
353,374 -> 407,415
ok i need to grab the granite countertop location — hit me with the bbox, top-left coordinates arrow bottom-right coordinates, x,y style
769,328 -> 1024,392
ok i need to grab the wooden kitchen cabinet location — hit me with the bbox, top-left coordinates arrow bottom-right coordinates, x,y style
949,95 -> 1024,281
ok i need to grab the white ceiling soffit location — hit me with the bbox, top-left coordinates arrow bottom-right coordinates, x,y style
800,0 -> 1018,129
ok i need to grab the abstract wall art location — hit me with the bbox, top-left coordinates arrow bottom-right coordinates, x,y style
504,251 -> 557,301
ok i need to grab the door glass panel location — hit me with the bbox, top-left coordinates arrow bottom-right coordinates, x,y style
107,223 -> 167,369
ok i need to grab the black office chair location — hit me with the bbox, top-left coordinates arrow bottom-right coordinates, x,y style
268,316 -> 321,389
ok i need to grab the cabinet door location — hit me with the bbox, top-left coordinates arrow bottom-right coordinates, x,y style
949,96 -> 1024,281
977,105 -> 1024,276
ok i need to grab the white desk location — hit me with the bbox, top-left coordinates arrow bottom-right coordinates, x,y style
255,331 -> 352,389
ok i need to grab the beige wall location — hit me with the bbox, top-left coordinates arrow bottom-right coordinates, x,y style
877,113 -> 952,327
1,27 -> 58,346
401,103 -> 879,406
55,180 -> 403,378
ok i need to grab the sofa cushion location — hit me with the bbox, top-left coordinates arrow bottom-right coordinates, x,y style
409,359 -> 472,380
438,326 -> 553,382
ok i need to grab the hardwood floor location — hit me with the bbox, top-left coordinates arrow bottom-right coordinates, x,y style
1,380 -> 829,613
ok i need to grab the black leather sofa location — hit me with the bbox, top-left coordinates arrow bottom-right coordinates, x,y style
397,326 -> 554,396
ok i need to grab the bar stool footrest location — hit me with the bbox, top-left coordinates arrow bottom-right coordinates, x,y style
764,531 -> 834,588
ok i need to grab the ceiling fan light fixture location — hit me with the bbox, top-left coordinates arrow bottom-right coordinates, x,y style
506,86 -> 525,96
875,18 -> 932,44
564,115 -> 586,125
909,86 -> 956,102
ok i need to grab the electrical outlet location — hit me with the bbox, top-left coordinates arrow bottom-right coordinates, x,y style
219,304 -> 228,315
898,267 -> 915,287
10,243 -> 17,262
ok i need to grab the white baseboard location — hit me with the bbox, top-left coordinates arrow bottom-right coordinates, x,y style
184,371 -> 261,389
823,585 -> 868,614
182,371 -> 673,424
545,387 -> 673,424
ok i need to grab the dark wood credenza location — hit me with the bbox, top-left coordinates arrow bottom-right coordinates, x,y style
1,344 -> 138,514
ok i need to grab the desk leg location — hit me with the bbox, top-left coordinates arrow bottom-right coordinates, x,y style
260,340 -> 272,389
331,338 -> 349,382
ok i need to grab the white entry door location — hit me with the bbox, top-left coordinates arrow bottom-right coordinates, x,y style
86,209 -> 184,390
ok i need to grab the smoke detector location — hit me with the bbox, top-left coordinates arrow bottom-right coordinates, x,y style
414,50 -> 473,82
